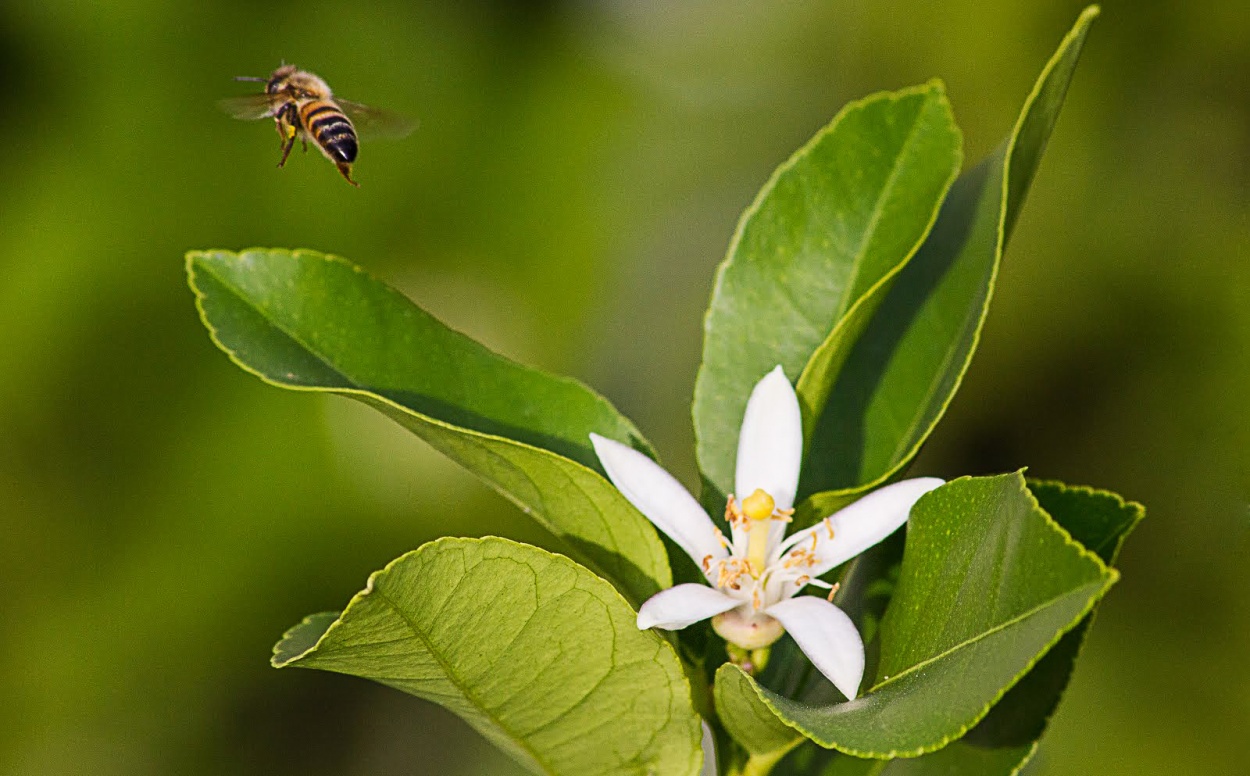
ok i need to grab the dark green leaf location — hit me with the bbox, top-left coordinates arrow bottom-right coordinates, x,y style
800,6 -> 1099,511
808,480 -> 1142,775
726,471 -> 1117,757
693,84 -> 962,505
273,537 -> 703,776
187,248 -> 670,605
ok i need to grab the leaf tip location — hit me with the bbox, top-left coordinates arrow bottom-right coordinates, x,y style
271,611 -> 340,668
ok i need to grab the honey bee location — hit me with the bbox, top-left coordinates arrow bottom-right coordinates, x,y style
219,64 -> 415,187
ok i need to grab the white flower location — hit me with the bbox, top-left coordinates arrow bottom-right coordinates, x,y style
590,366 -> 942,700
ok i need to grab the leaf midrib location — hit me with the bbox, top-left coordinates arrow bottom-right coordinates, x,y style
196,259 -> 378,391
834,92 -> 938,324
198,257 -> 669,601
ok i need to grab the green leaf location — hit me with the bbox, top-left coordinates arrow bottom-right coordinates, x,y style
727,471 -> 1117,758
187,248 -> 670,606
715,663 -> 805,770
810,480 -> 1142,776
693,83 -> 962,505
800,6 -> 1099,511
815,743 -> 1036,776
273,537 -> 703,776
933,481 -> 1142,769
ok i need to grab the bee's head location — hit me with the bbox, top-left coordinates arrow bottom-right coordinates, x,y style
266,64 -> 299,94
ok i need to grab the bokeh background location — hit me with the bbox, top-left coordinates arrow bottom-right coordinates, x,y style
1,1 -> 1246,774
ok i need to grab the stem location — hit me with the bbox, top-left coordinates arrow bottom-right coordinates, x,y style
730,750 -> 788,776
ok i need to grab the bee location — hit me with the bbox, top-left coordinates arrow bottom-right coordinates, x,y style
219,64 -> 415,187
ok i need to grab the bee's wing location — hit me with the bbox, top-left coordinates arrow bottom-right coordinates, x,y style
217,94 -> 280,121
337,99 -> 418,141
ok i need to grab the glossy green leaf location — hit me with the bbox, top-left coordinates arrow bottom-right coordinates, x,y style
273,537 -> 702,776
725,471 -> 1117,758
811,479 -> 1142,775
187,248 -> 670,606
924,481 -> 1143,772
693,83 -> 962,505
800,7 -> 1099,512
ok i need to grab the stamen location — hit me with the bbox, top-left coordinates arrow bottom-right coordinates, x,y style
702,555 -> 713,573
823,516 -> 835,539
826,582 -> 841,602
725,495 -> 745,530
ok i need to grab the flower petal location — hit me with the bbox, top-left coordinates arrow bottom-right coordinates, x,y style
735,365 -> 802,511
783,477 -> 944,582
591,433 -> 727,568
637,583 -> 742,630
766,596 -> 865,700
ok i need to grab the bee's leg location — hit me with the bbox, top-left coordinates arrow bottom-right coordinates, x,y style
301,138 -> 308,153
335,162 -> 360,188
275,104 -> 300,168
278,128 -> 298,168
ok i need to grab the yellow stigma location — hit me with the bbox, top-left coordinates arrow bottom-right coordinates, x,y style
741,489 -> 775,521
742,488 -> 775,573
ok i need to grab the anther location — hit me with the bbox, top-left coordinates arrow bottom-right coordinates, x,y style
826,582 -> 841,602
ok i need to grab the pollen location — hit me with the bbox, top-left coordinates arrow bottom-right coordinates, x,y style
715,557 -> 754,591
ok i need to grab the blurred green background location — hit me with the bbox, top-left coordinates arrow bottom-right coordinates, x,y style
1,1 -> 1245,773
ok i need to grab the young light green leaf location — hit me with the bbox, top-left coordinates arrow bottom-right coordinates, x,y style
725,471 -> 1117,758
693,83 -> 962,505
187,248 -> 670,606
799,6 -> 1099,509
714,663 -> 805,770
273,537 -> 703,776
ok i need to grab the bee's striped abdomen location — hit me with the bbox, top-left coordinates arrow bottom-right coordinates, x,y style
299,99 -> 358,164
